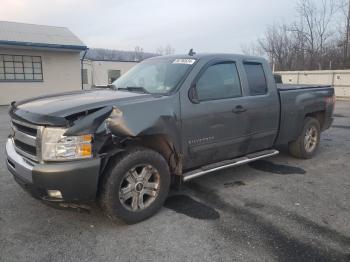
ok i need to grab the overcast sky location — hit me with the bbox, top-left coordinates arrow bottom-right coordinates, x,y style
1,0 -> 300,54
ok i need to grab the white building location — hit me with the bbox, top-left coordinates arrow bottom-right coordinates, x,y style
82,59 -> 137,89
0,21 -> 87,105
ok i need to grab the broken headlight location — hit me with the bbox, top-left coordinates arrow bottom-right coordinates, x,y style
41,127 -> 92,161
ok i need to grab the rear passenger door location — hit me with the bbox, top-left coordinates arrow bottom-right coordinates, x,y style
240,61 -> 280,153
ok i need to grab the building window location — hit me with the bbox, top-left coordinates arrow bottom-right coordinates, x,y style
0,54 -> 43,82
108,70 -> 121,84
82,69 -> 88,84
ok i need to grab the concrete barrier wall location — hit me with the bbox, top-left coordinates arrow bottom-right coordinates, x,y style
275,70 -> 350,98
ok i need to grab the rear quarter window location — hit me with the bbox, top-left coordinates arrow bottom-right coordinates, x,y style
243,63 -> 268,96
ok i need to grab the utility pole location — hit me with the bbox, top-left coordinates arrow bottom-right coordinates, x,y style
345,0 -> 350,67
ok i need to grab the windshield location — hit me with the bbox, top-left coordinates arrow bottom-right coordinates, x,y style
112,58 -> 196,94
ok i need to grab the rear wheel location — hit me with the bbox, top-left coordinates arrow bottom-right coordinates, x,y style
99,147 -> 170,224
288,117 -> 321,159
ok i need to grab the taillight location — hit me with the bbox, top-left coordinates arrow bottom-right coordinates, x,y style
325,95 -> 336,105
325,95 -> 336,111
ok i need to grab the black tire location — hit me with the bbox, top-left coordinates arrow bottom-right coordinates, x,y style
288,117 -> 321,159
99,147 -> 170,224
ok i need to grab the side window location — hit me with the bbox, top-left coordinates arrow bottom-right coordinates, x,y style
196,62 -> 241,101
243,63 -> 268,95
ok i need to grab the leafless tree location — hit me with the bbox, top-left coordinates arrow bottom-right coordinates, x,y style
241,42 -> 264,57
156,45 -> 175,55
293,0 -> 337,69
338,0 -> 350,66
134,46 -> 144,61
84,48 -> 157,62
243,0 -> 347,70
258,23 -> 297,71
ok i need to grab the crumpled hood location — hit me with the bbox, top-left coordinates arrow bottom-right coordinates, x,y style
10,88 -> 181,152
15,89 -> 153,117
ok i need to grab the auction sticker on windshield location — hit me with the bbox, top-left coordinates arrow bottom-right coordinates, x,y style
173,59 -> 196,65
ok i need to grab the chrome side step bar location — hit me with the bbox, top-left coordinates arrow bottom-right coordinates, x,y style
182,149 -> 279,182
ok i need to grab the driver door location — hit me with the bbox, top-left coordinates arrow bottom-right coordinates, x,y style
181,60 -> 250,169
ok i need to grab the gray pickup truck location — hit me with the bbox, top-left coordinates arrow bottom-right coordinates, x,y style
5,53 -> 335,223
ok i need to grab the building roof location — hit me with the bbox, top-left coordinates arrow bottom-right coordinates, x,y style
0,21 -> 87,51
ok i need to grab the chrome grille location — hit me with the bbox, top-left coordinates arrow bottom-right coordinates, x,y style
11,119 -> 43,162
12,121 -> 37,136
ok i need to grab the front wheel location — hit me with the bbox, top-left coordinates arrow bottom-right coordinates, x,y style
288,117 -> 321,159
99,147 -> 170,224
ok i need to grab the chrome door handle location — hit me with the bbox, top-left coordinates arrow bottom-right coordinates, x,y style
232,105 -> 247,114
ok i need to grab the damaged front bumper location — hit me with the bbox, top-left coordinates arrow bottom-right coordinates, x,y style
5,138 -> 101,202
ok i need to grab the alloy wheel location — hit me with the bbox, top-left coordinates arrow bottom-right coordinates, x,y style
304,126 -> 318,153
119,164 -> 160,211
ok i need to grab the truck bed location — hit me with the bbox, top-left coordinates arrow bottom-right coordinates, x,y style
275,84 -> 334,145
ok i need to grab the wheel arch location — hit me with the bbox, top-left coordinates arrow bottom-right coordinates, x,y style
98,134 -> 182,189
305,110 -> 325,130
124,134 -> 182,175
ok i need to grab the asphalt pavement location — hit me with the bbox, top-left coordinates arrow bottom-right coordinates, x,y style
0,102 -> 350,262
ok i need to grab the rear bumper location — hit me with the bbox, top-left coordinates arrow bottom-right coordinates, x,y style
5,138 -> 101,202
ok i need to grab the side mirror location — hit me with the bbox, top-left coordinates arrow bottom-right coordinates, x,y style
92,84 -> 115,89
107,84 -> 116,89
189,85 -> 200,104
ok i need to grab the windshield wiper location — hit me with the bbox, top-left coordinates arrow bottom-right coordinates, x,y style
117,86 -> 149,94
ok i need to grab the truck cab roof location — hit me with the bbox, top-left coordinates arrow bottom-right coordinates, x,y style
147,53 -> 267,63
